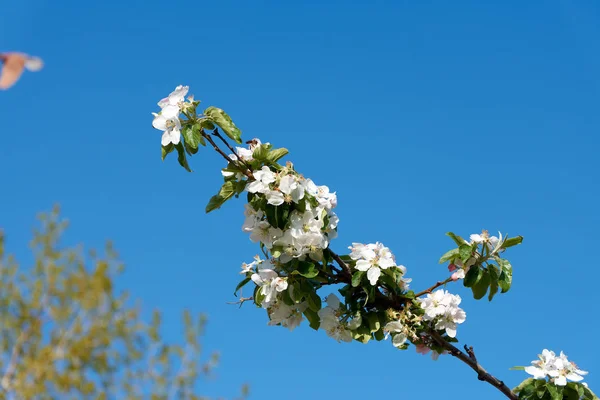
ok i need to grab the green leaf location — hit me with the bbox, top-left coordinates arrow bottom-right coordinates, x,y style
488,265 -> 499,301
446,232 -> 467,246
296,261 -> 319,279
218,181 -> 236,200
502,235 -> 524,249
513,378 -> 534,393
498,259 -> 513,293
374,327 -> 385,341
567,383 -> 585,398
307,290 -> 322,312
205,195 -> 225,213
464,266 -> 482,287
471,269 -> 491,300
199,118 -> 215,131
546,383 -> 563,400
582,384 -> 599,400
252,144 -> 271,162
182,123 -> 204,154
233,277 -> 251,296
439,248 -> 459,264
459,244 -> 473,262
161,143 -> 174,161
266,147 -> 289,164
352,271 -> 365,287
204,106 -> 243,144
253,285 -> 265,308
534,378 -> 546,399
205,181 -> 237,213
366,313 -> 381,333
175,143 -> 192,172
303,308 -> 320,330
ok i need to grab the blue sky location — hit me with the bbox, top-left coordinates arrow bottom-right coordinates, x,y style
2,0 -> 599,398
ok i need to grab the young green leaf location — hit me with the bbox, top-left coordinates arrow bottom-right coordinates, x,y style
471,269 -> 491,300
464,266 -> 482,287
204,106 -> 243,144
502,235 -> 524,249
488,265 -> 499,301
303,308 -> 320,330
266,147 -> 289,164
498,260 -> 513,293
352,271 -> 365,287
459,244 -> 473,262
161,143 -> 174,161
175,143 -> 192,172
439,248 -> 459,264
446,232 -> 467,246
233,277 -> 251,296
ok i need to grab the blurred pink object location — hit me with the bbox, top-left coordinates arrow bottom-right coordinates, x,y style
0,52 -> 44,90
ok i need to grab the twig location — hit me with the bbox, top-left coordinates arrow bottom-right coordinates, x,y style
327,250 -> 353,278
227,296 -> 254,308
212,129 -> 253,171
428,330 -> 518,400
201,131 -> 253,178
414,277 -> 453,298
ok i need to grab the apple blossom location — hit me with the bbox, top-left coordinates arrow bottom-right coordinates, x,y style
157,85 -> 189,118
251,263 -> 288,308
384,320 -> 408,348
318,294 -> 352,343
350,242 -> 397,285
524,349 -> 589,386
152,113 -> 182,146
268,301 -> 307,331
279,174 -> 305,203
418,289 -> 466,338
246,166 -> 276,194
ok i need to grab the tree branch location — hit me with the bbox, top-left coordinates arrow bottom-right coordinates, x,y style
414,277 -> 453,298
201,131 -> 253,178
428,330 -> 517,400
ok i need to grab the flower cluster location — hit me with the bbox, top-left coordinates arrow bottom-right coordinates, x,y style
318,294 -> 353,343
152,85 -> 192,146
418,289 -> 466,338
525,349 -> 589,386
242,168 -> 339,263
349,242 -> 411,288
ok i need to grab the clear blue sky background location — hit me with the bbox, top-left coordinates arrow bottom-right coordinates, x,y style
1,1 -> 599,399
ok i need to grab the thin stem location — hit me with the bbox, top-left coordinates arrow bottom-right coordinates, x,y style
414,277 -> 454,298
428,330 -> 518,400
201,131 -> 253,178
212,129 -> 253,172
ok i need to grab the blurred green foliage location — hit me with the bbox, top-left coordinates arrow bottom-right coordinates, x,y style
0,206 -> 248,400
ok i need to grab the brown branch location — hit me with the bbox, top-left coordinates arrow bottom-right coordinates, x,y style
212,129 -> 253,172
414,277 -> 454,298
327,249 -> 352,278
428,330 -> 518,400
201,131 -> 253,178
227,296 -> 254,308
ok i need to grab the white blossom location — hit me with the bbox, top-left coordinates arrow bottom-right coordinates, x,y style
350,242 -> 397,285
251,263 -> 288,309
318,294 -> 352,343
524,349 -> 589,386
152,113 -> 182,146
240,255 -> 261,274
268,301 -> 307,331
279,174 -> 305,203
249,221 -> 283,249
384,320 -> 407,348
157,85 -> 189,118
247,166 -> 277,194
470,230 -> 503,254
418,289 -> 466,338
